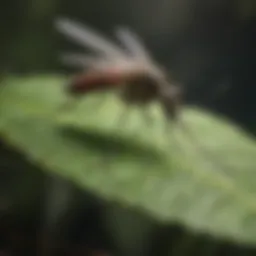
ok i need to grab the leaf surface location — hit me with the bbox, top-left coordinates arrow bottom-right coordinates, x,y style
0,75 -> 256,244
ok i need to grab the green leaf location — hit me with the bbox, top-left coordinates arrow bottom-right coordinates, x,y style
0,75 -> 256,244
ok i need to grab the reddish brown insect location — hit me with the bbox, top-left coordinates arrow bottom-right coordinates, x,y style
55,18 -> 231,176
56,18 -> 182,120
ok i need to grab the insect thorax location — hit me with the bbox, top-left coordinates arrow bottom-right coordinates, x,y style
120,74 -> 160,105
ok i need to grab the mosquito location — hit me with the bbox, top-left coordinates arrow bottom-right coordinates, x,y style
55,18 -> 229,175
55,18 -> 182,120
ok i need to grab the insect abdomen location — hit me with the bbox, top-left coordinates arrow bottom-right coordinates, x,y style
67,72 -> 124,95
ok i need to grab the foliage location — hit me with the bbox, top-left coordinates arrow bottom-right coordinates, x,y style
0,75 -> 256,246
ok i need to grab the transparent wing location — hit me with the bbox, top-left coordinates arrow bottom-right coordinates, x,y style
60,53 -> 116,70
55,18 -> 127,59
115,27 -> 153,63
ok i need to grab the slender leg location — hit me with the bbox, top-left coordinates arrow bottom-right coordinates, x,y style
58,96 -> 79,112
91,91 -> 112,112
97,99 -> 131,169
141,105 -> 154,127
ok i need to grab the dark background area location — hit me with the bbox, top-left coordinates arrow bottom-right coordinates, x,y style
0,0 -> 255,134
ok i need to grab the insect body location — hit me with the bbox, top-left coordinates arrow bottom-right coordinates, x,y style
67,69 -> 123,95
56,18 -> 182,121
55,18 -> 230,176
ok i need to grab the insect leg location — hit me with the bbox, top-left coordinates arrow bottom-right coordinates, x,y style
140,105 -> 155,127
114,101 -> 132,132
58,96 -> 81,112
90,91 -> 113,115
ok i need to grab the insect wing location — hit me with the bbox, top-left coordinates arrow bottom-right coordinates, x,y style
56,18 -> 126,59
